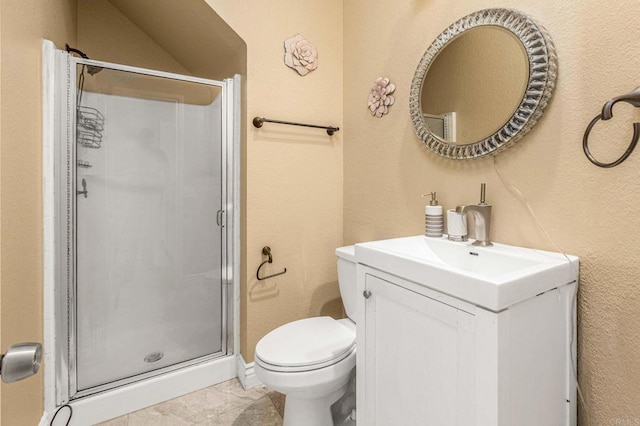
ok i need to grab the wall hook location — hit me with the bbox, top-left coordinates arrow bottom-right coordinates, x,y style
583,87 -> 640,168
257,246 -> 287,281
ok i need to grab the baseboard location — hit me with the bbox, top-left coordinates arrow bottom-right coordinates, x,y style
236,354 -> 262,389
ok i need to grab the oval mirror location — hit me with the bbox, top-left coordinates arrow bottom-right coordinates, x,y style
409,9 -> 557,159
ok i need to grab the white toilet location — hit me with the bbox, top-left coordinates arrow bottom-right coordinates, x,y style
254,245 -> 357,426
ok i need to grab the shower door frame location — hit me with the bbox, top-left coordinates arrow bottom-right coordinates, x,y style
52,52 -> 239,403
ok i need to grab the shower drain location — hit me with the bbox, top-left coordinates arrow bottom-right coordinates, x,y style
144,352 -> 164,363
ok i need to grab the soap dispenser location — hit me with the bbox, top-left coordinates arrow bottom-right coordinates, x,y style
423,192 -> 443,238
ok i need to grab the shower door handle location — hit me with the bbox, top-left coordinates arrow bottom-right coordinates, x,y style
216,209 -> 225,227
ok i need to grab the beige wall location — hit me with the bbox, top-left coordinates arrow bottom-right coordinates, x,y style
206,0 -> 344,362
76,0 -> 190,75
0,0 -> 76,424
107,0 -> 246,83
78,0 -> 247,82
344,0 -> 640,423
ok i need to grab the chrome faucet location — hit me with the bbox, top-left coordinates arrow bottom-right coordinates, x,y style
455,183 -> 493,247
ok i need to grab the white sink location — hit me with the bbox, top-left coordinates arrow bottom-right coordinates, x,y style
355,236 -> 578,311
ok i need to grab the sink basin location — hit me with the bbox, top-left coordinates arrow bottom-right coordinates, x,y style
355,236 -> 578,311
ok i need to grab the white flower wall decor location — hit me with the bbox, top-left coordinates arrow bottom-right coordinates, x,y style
284,34 -> 318,76
368,77 -> 396,117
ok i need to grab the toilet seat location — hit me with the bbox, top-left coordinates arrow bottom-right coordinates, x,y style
255,316 -> 355,373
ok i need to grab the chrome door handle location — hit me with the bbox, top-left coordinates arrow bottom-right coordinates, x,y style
0,342 -> 42,383
216,209 -> 225,227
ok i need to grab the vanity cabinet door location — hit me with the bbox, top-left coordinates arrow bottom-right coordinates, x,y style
363,274 -> 475,425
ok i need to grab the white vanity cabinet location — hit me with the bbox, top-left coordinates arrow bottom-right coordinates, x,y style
356,263 -> 577,426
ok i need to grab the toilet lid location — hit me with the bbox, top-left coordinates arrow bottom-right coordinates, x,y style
255,317 -> 355,369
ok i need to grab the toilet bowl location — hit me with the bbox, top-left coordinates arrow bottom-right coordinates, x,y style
254,246 -> 356,426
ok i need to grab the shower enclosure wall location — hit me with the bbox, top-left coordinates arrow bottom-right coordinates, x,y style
44,41 -> 239,423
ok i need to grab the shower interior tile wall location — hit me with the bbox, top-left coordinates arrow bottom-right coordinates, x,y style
75,91 -> 224,389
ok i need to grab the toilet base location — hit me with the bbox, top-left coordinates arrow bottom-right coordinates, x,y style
283,384 -> 348,426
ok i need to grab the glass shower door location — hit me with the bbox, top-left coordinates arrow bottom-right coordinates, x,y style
73,64 -> 227,394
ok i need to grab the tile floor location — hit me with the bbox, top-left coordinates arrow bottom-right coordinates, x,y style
97,379 -> 284,426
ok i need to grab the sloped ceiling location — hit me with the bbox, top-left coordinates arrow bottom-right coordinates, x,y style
108,0 -> 246,80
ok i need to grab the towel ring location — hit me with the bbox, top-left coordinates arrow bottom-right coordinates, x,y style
583,115 -> 640,168
583,87 -> 640,168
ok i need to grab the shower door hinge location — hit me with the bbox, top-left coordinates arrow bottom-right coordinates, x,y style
216,209 -> 225,227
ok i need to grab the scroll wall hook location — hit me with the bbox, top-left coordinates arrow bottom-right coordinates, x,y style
583,87 -> 640,168
256,246 -> 287,281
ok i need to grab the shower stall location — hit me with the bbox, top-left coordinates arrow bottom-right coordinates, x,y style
44,41 -> 239,422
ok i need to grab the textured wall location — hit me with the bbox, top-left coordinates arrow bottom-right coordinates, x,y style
0,0 -> 76,424
206,0 -> 344,362
77,0 -> 190,75
344,0 -> 640,423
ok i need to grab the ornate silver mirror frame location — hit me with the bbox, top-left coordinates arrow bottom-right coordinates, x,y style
409,8 -> 557,160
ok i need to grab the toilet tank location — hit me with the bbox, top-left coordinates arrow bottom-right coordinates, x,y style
335,245 -> 357,321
